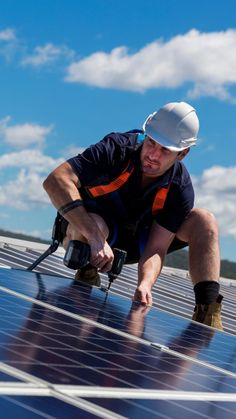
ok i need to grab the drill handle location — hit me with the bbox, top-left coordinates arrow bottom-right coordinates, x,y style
63,241 -> 127,276
63,240 -> 90,270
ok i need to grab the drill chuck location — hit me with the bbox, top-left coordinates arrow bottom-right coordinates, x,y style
108,248 -> 127,284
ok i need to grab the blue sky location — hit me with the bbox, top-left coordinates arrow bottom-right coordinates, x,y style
1,0 -> 236,262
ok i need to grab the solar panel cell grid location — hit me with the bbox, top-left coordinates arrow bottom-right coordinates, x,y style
0,372 -> 23,382
85,398 -> 236,419
0,241 -> 236,418
0,236 -> 236,419
0,396 -> 99,419
0,238 -> 236,334
1,241 -> 236,335
1,269 -> 236,375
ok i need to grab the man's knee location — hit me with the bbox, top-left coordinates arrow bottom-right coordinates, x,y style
190,208 -> 218,227
192,208 -> 219,237
177,208 -> 219,243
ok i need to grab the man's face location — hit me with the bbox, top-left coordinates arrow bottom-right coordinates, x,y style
140,136 -> 188,178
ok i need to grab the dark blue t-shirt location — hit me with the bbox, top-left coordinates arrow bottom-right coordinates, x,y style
68,132 -> 194,233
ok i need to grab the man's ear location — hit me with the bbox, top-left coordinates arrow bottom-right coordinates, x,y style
177,148 -> 190,161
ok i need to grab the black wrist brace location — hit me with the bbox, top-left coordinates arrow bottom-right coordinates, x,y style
58,199 -> 84,216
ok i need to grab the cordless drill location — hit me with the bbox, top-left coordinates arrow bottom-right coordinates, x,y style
63,240 -> 127,290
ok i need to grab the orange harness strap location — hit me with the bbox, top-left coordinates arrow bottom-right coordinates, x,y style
152,184 -> 171,216
87,161 -> 134,198
87,160 -> 171,215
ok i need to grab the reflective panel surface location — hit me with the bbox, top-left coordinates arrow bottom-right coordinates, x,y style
0,268 -> 236,418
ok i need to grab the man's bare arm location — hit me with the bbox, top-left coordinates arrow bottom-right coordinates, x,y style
134,222 -> 175,305
43,162 -> 114,269
43,161 -> 83,205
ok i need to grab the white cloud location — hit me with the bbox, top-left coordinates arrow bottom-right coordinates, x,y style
0,116 -> 53,147
0,28 -> 16,42
0,150 -> 64,210
0,149 -> 63,172
187,83 -> 236,104
0,169 -> 49,209
0,27 -> 19,62
61,144 -> 85,159
21,43 -> 75,67
65,29 -> 236,101
193,166 -> 236,238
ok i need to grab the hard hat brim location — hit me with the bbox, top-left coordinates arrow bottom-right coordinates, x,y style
144,125 -> 197,152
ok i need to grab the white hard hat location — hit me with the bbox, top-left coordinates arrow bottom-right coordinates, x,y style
143,101 -> 199,152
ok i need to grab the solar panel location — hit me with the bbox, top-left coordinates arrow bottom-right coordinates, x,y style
1,238 -> 236,335
0,267 -> 236,418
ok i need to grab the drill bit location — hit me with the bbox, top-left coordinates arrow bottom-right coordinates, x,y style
107,280 -> 112,291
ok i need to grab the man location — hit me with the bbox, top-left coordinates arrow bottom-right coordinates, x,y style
43,101 -> 223,330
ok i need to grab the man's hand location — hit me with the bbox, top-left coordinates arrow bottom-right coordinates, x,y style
133,284 -> 153,306
89,239 -> 114,272
135,222 -> 175,306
